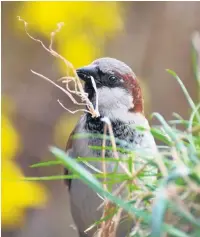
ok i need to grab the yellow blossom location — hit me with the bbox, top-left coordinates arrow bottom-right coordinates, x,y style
1,100 -> 47,229
17,2 -> 122,69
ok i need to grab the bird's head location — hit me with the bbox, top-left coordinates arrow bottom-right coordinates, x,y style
76,57 -> 144,120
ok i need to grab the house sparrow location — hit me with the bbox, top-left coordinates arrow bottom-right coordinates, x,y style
65,58 -> 157,237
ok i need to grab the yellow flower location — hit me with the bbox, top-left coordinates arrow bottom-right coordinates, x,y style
15,1 -> 123,151
2,159 -> 47,228
2,113 -> 19,161
2,102 -> 47,229
7,2 -> 123,228
17,2 -> 122,69
60,34 -> 98,68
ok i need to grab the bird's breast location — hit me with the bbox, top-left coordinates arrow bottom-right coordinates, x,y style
68,114 -> 157,236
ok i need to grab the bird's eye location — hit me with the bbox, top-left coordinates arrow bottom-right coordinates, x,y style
108,75 -> 118,83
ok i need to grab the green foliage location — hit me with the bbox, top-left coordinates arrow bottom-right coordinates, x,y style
27,43 -> 200,236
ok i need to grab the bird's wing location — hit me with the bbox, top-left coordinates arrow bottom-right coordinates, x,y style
64,114 -> 87,189
64,128 -> 75,189
131,114 -> 157,153
134,120 -> 158,185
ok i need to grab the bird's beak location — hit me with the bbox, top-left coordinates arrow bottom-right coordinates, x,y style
76,65 -> 97,83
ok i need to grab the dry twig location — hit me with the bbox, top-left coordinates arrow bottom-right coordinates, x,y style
101,117 -> 132,177
18,16 -> 100,118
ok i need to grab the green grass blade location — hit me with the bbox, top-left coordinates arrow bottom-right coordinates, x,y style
50,146 -> 151,222
150,127 -> 172,146
88,145 -> 131,154
30,160 -> 62,168
192,44 -> 199,85
172,112 -> 184,121
188,103 -> 200,132
23,173 -> 131,182
191,32 -> 200,87
166,69 -> 200,122
169,119 -> 198,127
151,187 -> 168,237
163,224 -> 191,237
151,113 -> 185,153
169,202 -> 200,228
23,174 -> 77,181
151,167 -> 191,237
188,103 -> 200,150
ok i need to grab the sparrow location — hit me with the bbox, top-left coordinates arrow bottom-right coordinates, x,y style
64,57 -> 157,237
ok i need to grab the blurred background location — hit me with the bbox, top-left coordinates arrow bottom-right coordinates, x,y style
1,2 -> 200,237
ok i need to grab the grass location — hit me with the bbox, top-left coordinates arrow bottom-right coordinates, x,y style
26,37 -> 200,237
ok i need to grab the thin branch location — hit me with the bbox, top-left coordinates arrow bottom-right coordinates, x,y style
57,100 -> 90,114
102,124 -> 108,192
101,117 -> 132,177
111,208 -> 123,237
91,76 -> 100,117
97,181 -> 127,211
31,70 -> 86,106
18,16 -> 99,118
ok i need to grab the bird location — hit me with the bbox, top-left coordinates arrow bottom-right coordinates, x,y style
64,57 -> 157,237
